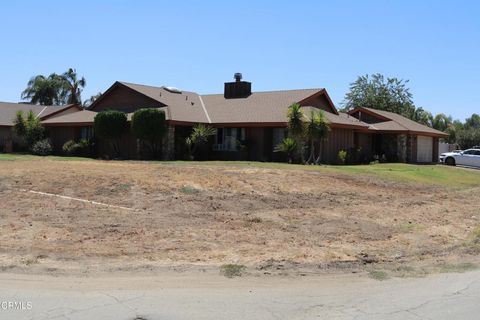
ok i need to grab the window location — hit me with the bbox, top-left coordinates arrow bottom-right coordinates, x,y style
80,126 -> 94,140
272,128 -> 286,150
214,127 -> 245,151
464,150 -> 476,155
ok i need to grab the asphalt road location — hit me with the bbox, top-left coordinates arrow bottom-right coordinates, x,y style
0,270 -> 479,320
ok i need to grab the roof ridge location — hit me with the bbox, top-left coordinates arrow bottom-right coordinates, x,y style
119,81 -> 198,95
119,81 -> 163,89
201,88 -> 324,97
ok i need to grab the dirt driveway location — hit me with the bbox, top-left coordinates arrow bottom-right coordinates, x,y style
0,158 -> 479,276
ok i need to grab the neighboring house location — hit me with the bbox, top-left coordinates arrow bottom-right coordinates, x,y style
2,74 -> 448,163
0,102 -> 79,152
348,107 -> 447,163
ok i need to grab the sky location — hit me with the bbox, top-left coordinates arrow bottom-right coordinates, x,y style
0,0 -> 479,120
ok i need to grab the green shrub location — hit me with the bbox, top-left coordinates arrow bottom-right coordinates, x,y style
94,110 -> 127,157
77,139 -> 94,156
131,108 -> 167,158
13,110 -> 45,149
274,137 -> 297,163
31,139 -> 52,156
338,149 -> 347,164
185,124 -> 217,160
62,140 -> 80,155
62,139 -> 94,157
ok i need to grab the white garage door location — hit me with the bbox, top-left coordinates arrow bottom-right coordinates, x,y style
417,136 -> 433,163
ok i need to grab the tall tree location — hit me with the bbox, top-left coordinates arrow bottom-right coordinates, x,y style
465,114 -> 480,129
21,74 -> 64,105
342,74 -> 415,118
60,68 -> 86,105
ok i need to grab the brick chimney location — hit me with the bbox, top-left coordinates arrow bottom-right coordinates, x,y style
224,73 -> 251,99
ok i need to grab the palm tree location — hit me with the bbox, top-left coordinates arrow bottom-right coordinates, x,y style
21,74 -> 64,105
432,113 -> 452,132
305,110 -> 330,164
274,137 -> 297,163
287,103 -> 305,138
287,103 -> 306,162
60,68 -> 86,105
412,107 -> 433,127
186,124 -> 217,160
83,92 -> 102,108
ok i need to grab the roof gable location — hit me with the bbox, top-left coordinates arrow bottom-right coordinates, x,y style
89,81 -> 209,123
349,107 -> 448,137
298,89 -> 339,115
88,82 -> 166,113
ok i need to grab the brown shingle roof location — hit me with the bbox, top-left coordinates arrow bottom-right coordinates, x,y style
0,102 -> 74,126
119,82 -> 209,123
201,89 -> 323,124
352,107 -> 448,137
368,120 -> 407,131
42,110 -> 97,125
104,82 -> 350,126
300,107 -> 370,128
41,107 -> 173,125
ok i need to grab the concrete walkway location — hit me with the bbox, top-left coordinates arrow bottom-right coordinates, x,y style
0,271 -> 479,320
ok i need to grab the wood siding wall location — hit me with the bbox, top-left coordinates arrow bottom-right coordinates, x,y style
320,128 -> 355,164
300,94 -> 336,114
47,127 -> 78,153
355,132 -> 373,157
0,126 -> 12,152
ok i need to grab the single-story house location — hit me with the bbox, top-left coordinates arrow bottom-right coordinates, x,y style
0,102 -> 79,152
2,74 -> 448,163
348,107 -> 446,163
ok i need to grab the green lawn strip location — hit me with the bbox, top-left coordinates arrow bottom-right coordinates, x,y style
162,161 -> 480,188
328,163 -> 480,188
0,154 -> 92,162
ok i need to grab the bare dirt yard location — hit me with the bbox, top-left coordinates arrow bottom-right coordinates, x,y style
1,156 -> 480,278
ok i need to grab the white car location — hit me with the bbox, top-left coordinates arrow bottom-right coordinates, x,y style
440,149 -> 480,167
